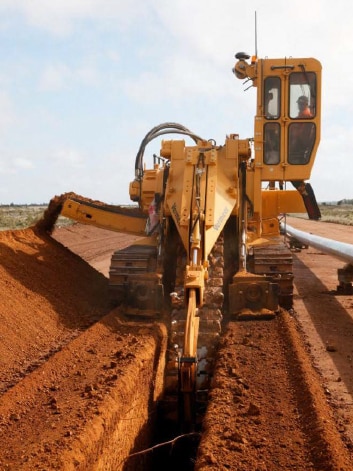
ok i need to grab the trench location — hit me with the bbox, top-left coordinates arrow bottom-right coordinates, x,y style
1,307 -> 352,470
124,422 -> 200,471
67,317 -> 201,471
63,312 -> 353,471
116,330 -> 202,471
82,311 -> 351,471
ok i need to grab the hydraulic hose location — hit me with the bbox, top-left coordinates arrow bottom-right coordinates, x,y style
134,122 -> 205,179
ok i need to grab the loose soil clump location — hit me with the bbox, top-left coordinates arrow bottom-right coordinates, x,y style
35,192 -> 107,234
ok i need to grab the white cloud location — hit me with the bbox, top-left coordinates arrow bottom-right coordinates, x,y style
106,50 -> 121,64
39,62 -> 100,92
13,157 -> 34,169
0,92 -> 16,134
0,159 -> 16,175
39,64 -> 72,92
52,149 -> 84,168
0,152 -> 34,175
0,0 -> 153,36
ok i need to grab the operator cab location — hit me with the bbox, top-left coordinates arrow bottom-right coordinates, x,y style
233,53 -> 322,183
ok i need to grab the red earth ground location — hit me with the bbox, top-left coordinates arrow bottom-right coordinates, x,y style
0,213 -> 353,469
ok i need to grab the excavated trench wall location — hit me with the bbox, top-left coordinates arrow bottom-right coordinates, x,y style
0,210 -> 169,470
61,324 -> 168,471
0,318 -> 168,471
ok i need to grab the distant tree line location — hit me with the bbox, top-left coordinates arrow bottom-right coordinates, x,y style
337,199 -> 353,205
0,203 -> 47,207
320,199 -> 353,206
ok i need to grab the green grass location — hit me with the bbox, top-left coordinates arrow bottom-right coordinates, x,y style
0,205 -> 45,230
0,205 -> 72,231
318,204 -> 353,225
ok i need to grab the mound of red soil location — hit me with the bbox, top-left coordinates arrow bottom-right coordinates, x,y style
0,224 -> 165,470
0,227 -> 111,393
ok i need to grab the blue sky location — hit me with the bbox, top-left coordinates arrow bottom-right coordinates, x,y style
0,0 -> 351,204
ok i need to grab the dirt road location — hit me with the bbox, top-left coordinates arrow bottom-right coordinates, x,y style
0,219 -> 352,469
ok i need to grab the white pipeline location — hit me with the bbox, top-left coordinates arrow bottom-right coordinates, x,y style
284,223 -> 353,265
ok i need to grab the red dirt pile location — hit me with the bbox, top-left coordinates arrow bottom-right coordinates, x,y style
0,213 -> 166,470
0,225 -> 110,395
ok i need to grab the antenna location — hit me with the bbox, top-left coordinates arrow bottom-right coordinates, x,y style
254,11 -> 258,58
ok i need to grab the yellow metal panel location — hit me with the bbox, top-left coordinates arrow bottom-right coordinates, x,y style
261,190 -> 306,219
180,161 -> 195,227
225,137 -> 238,160
61,199 -> 147,236
160,139 -> 185,159
205,163 -> 217,226
165,145 -> 193,254
203,146 -> 238,259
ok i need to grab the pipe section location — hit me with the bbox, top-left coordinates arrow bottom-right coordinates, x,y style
283,223 -> 353,265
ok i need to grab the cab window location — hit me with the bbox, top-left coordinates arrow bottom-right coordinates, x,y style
264,77 -> 280,119
288,122 -> 316,164
289,72 -> 316,119
264,122 -> 280,164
